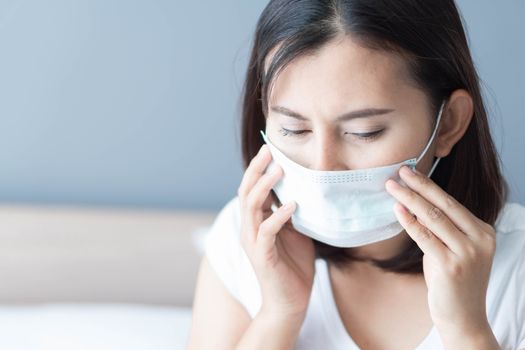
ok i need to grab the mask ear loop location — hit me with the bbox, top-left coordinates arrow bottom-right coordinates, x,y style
416,100 -> 447,177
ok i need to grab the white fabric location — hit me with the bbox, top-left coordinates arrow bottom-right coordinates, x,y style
205,196 -> 525,350
0,303 -> 193,350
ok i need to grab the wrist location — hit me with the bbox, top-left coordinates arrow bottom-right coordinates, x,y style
438,320 -> 500,350
258,305 -> 307,333
260,303 -> 308,321
234,306 -> 306,350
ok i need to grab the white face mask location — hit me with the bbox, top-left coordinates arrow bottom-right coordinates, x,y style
260,101 -> 446,248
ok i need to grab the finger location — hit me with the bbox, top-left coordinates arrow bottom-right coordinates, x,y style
393,202 -> 449,262
257,201 -> 297,252
237,145 -> 271,203
398,165 -> 485,237
386,178 -> 468,255
245,164 -> 284,241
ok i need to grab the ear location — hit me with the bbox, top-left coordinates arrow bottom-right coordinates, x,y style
435,89 -> 474,158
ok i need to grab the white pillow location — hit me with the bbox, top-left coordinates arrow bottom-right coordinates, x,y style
0,303 -> 193,350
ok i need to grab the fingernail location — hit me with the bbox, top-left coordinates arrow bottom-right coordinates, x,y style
386,179 -> 401,190
401,165 -> 415,176
283,201 -> 295,210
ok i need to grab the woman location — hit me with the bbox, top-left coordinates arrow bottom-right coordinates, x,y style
187,1 -> 525,349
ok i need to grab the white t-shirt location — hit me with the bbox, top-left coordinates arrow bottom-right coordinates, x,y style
204,196 -> 525,350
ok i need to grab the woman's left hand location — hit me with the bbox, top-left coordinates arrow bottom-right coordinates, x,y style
385,165 -> 497,340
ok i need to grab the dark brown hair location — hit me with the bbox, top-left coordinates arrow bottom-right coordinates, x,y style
239,0 -> 508,274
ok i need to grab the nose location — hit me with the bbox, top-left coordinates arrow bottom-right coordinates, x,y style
310,136 -> 348,171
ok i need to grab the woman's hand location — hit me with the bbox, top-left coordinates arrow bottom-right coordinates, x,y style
237,144 -> 316,320
385,165 -> 497,342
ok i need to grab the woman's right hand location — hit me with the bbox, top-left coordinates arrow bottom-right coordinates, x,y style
237,144 -> 316,321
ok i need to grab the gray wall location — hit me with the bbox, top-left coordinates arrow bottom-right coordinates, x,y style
0,0 -> 523,210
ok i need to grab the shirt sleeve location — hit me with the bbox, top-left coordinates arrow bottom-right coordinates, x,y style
500,203 -> 525,349
204,196 -> 244,302
518,249 -> 525,349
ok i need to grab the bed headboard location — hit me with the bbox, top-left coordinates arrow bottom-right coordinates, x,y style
0,204 -> 218,307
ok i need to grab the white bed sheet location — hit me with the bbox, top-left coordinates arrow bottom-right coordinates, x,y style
0,303 -> 192,350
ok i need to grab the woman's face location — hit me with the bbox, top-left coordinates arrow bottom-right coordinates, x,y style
264,36 -> 439,174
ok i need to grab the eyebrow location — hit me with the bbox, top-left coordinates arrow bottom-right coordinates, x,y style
270,105 -> 395,121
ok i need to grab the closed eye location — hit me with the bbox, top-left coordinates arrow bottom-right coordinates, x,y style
278,127 -> 384,140
346,130 -> 384,140
278,127 -> 308,137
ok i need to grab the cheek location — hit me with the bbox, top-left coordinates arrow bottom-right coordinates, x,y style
279,142 -> 318,168
351,121 -> 432,169
393,118 -> 435,162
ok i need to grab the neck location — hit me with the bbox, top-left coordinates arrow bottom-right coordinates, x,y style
343,230 -> 412,266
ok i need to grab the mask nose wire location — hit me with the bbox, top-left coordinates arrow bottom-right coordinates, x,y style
415,100 -> 447,176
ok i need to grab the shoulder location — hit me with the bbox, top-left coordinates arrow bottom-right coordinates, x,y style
203,196 -> 263,317
203,196 -> 242,294
204,196 -> 243,249
204,196 -> 242,260
494,201 -> 525,234
210,196 -> 242,232
488,202 -> 525,350
493,201 -> 525,259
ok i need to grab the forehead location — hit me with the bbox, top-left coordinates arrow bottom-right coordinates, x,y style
264,36 -> 415,113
